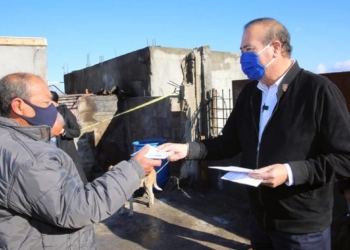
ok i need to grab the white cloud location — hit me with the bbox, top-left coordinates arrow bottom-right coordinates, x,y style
316,63 -> 327,74
314,59 -> 350,74
333,59 -> 350,72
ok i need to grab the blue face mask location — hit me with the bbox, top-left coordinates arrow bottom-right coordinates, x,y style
240,43 -> 275,80
21,99 -> 58,127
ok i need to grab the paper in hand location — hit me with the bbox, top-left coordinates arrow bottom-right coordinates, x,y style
130,145 -> 171,159
209,166 -> 262,187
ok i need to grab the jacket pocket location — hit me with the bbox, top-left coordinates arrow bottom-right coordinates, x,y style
299,190 -> 315,199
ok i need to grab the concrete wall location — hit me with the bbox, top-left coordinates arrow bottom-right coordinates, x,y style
75,94 -> 182,180
64,46 -> 243,98
65,45 -> 245,187
211,51 -> 247,90
64,47 -> 151,95
75,95 -> 118,179
149,47 -> 244,97
0,37 -> 47,81
64,46 -> 194,96
149,47 -> 191,96
210,51 -> 247,131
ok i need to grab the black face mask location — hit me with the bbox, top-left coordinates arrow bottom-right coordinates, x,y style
21,99 -> 58,127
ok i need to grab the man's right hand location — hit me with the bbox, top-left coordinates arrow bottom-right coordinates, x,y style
133,145 -> 161,176
157,143 -> 188,162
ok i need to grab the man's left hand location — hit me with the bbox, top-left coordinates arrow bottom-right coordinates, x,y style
248,164 -> 288,188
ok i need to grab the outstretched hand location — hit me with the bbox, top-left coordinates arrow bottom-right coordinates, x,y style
157,143 -> 188,162
248,164 -> 288,188
133,145 -> 161,176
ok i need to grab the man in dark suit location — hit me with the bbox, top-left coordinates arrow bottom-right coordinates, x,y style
159,18 -> 350,250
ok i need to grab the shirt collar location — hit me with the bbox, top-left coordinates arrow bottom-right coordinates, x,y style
257,60 -> 295,92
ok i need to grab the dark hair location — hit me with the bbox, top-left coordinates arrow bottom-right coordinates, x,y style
50,91 -> 59,103
244,18 -> 293,57
0,73 -> 31,116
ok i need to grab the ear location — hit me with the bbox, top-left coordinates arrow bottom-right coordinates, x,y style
10,98 -> 25,115
271,40 -> 282,57
51,101 -> 58,107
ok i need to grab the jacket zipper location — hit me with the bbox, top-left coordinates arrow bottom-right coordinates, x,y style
250,94 -> 280,230
250,97 -> 266,229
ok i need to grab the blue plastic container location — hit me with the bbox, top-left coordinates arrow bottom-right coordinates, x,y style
132,138 -> 169,189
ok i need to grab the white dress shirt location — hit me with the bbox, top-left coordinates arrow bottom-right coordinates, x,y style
257,68 -> 294,186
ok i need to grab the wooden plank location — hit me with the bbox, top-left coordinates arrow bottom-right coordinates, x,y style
0,37 -> 47,46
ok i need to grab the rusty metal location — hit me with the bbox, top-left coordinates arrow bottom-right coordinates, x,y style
207,88 -> 234,137
211,89 -> 217,137
321,71 -> 350,113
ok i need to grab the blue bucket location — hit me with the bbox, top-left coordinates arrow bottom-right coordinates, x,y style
132,138 -> 169,189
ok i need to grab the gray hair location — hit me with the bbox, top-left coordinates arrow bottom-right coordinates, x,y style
244,18 -> 293,57
0,73 -> 32,116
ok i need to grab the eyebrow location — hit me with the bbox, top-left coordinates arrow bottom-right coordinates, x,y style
241,43 -> 257,52
239,44 -> 250,51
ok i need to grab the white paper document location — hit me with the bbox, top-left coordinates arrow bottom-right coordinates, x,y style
209,166 -> 262,187
131,145 -> 171,159
144,146 -> 171,159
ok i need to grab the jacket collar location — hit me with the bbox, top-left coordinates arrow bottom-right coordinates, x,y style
276,60 -> 301,99
250,61 -> 302,137
0,117 -> 51,142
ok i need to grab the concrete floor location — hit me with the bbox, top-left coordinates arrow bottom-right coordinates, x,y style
94,186 -> 252,250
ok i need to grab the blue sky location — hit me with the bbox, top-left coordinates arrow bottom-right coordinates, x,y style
1,0 -> 350,90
